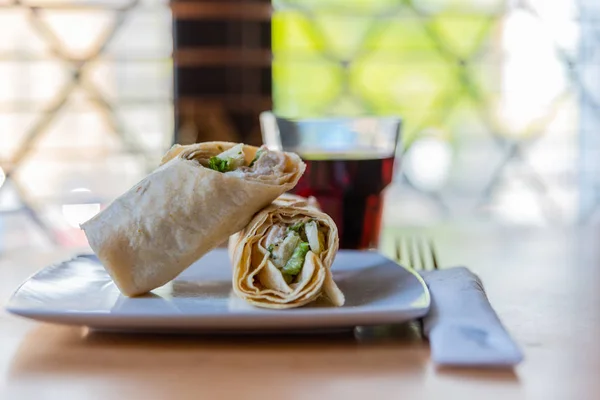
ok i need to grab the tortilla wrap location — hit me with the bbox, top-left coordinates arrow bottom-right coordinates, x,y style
81,142 -> 305,296
229,194 -> 345,309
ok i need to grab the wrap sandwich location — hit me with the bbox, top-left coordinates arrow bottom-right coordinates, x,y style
81,142 -> 305,296
229,194 -> 345,309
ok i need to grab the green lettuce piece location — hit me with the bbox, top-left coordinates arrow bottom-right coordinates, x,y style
208,156 -> 230,172
282,242 -> 310,276
207,144 -> 246,172
287,221 -> 305,233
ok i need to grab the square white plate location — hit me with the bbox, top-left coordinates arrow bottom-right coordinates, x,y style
6,249 -> 430,332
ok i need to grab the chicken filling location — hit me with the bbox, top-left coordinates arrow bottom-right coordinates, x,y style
205,143 -> 280,176
263,219 -> 326,284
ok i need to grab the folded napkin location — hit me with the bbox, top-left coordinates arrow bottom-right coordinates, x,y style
419,267 -> 524,367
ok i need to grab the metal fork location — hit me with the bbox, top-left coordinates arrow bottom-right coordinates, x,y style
394,236 -> 439,339
395,236 -> 439,272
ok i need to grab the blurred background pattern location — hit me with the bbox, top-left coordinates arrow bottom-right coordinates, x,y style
0,0 -> 599,252
0,0 -> 173,250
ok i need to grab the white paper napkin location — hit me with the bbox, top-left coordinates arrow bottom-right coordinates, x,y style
419,267 -> 524,367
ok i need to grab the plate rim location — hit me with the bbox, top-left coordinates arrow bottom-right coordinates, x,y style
5,249 -> 431,330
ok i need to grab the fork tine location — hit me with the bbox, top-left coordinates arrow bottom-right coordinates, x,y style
395,235 -> 438,271
407,236 -> 415,270
395,236 -> 402,264
416,237 -> 427,270
429,238 -> 439,270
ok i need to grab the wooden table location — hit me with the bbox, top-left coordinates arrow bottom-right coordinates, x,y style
1,226 -> 598,399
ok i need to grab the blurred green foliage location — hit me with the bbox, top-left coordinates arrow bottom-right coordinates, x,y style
272,0 -> 503,146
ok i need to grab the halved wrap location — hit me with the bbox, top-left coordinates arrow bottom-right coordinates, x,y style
228,194 -> 345,309
81,142 -> 305,296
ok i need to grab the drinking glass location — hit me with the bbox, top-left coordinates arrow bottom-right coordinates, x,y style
260,112 -> 401,249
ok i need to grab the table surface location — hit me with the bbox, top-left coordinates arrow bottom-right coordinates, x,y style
1,225 -> 598,400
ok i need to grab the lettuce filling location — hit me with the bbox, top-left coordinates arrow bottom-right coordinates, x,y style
265,219 -> 326,282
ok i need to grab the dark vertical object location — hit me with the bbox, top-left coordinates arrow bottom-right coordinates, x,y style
171,0 -> 272,146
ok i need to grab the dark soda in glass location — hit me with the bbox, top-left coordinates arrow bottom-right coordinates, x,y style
260,112 -> 401,250
292,152 -> 395,250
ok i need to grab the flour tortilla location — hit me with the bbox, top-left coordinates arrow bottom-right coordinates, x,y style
81,142 -> 305,296
229,194 -> 344,309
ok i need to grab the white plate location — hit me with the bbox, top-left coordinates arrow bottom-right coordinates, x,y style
6,249 -> 430,332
